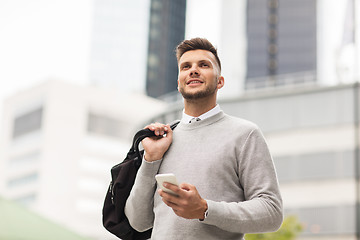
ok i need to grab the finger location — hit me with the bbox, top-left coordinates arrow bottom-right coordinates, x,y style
163,182 -> 183,197
158,189 -> 180,207
158,187 -> 179,201
145,123 -> 170,136
158,124 -> 172,136
144,124 -> 157,136
162,197 -> 178,208
158,123 -> 170,136
153,123 -> 163,135
179,183 -> 194,192
163,199 -> 183,218
164,124 -> 172,137
143,125 -> 152,131
150,123 -> 161,136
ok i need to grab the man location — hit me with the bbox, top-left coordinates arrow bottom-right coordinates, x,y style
125,38 -> 283,239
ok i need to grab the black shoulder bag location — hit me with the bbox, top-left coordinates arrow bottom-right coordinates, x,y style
102,121 -> 179,240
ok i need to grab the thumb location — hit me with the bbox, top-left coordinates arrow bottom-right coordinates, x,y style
165,124 -> 173,137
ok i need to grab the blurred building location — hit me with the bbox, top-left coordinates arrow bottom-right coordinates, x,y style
159,0 -> 358,99
213,0 -> 359,97
89,0 -> 151,94
246,0 -> 317,86
148,82 -> 360,240
89,0 -> 187,98
0,80 -> 166,240
145,0 -> 187,98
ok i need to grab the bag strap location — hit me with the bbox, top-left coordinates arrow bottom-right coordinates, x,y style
131,120 -> 180,166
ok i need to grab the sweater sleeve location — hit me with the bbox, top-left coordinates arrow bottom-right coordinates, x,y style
124,157 -> 162,232
202,127 -> 283,233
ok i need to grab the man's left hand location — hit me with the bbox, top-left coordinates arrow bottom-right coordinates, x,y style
158,182 -> 208,220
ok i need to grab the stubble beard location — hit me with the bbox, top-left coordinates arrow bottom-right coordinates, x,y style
179,83 -> 217,100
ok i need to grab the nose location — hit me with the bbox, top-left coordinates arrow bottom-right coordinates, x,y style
189,65 -> 199,76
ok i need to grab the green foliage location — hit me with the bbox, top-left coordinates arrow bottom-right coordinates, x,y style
245,215 -> 303,240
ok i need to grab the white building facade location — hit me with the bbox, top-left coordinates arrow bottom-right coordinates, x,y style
148,82 -> 360,240
0,80 -> 166,240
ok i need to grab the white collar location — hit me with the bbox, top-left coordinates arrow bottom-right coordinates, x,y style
181,104 -> 221,124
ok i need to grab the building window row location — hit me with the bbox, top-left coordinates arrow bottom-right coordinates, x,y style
275,150 -> 354,182
12,107 -> 43,139
7,172 -> 39,188
87,112 -> 125,139
286,204 -> 355,235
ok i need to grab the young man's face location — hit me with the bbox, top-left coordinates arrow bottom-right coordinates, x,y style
177,49 -> 224,100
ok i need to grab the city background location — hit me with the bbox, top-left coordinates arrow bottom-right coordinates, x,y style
0,0 -> 359,239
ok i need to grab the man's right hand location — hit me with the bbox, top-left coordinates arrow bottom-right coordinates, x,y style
142,123 -> 173,162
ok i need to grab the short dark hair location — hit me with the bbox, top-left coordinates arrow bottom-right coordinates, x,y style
176,38 -> 221,71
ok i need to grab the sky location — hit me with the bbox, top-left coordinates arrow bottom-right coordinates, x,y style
0,0 -> 93,100
0,0 -> 223,138
0,0 -> 220,101
1,0 -> 358,104
0,0 -> 224,144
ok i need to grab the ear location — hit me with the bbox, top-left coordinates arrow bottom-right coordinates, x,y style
177,79 -> 180,92
217,76 -> 225,90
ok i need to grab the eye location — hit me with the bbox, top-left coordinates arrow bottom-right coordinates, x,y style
200,62 -> 209,67
182,65 -> 190,70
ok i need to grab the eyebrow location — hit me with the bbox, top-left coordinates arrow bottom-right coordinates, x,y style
179,61 -> 190,68
198,59 -> 212,65
179,59 -> 213,68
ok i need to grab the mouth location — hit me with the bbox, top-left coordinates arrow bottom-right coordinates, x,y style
186,79 -> 204,85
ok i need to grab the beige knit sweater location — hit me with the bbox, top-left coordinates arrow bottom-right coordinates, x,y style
125,111 -> 283,240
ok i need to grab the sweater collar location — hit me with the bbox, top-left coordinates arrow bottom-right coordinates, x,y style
178,110 -> 225,130
181,104 -> 221,124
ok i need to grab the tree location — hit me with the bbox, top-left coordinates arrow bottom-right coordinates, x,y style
245,215 -> 303,240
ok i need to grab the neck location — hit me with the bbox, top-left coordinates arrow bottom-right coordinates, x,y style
183,96 -> 217,117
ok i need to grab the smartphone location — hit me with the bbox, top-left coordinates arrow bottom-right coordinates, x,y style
155,173 -> 179,196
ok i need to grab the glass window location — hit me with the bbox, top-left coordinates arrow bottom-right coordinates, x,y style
7,173 -> 39,188
286,205 -> 355,235
275,150 -> 354,182
13,107 -> 43,139
246,0 -> 317,86
87,113 -> 125,139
